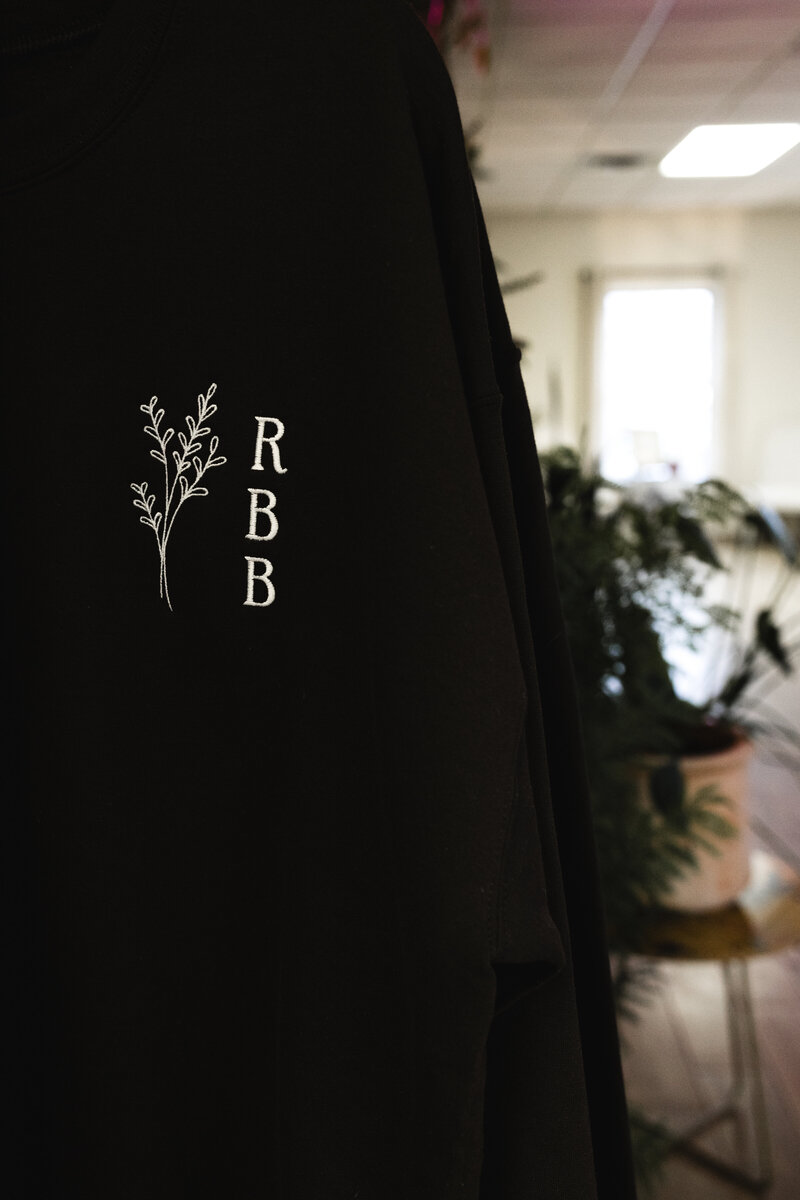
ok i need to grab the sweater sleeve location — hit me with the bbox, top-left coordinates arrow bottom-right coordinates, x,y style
471,181 -> 639,1200
392,6 -> 639,1196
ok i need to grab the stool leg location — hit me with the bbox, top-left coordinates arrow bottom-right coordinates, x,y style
722,958 -> 773,1189
724,958 -> 747,1102
661,959 -> 774,1192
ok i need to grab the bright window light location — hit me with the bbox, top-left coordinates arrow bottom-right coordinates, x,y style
659,123 -> 800,178
597,286 -> 716,484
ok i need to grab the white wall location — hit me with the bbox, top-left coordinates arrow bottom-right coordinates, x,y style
484,207 -> 800,501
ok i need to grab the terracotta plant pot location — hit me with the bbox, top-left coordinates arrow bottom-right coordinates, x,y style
634,733 -> 754,913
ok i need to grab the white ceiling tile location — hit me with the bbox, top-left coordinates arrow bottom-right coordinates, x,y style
474,172 -> 560,210
487,95 -> 600,122
508,0 -> 662,21
481,144 -> 572,170
670,0 -> 800,17
493,22 -> 643,67
484,121 -> 590,149
727,95 -> 800,122
583,119 -> 694,154
749,55 -> 800,93
646,18 -> 800,61
452,0 -> 800,211
493,62 -> 621,99
623,60 -> 762,96
607,94 -> 720,121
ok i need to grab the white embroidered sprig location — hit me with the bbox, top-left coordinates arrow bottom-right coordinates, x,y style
131,382 -> 226,610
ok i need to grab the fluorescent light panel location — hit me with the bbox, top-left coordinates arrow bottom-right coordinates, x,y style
659,124 -> 800,178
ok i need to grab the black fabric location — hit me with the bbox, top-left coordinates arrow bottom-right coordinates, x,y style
1,2 -> 636,1196
473,190 -> 638,1199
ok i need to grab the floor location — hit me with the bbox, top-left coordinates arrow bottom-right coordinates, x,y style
618,545 -> 800,1198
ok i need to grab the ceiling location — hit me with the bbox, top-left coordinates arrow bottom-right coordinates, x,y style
449,0 -> 800,211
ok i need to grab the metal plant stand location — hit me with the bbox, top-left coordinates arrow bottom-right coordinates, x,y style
663,957 -> 772,1190
635,847 -> 800,1193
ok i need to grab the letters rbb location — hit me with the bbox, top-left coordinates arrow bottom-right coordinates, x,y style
244,416 -> 286,607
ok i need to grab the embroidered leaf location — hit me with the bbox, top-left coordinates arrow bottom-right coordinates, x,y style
179,474 -> 188,495
163,428 -> 174,445
191,487 -> 209,497
205,404 -> 217,418
192,456 -> 202,476
209,456 -> 227,468
144,427 -> 160,440
196,426 -> 211,438
209,435 -> 219,455
173,450 -> 182,467
150,449 -> 166,463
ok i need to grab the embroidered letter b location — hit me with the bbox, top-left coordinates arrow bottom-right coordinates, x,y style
246,488 -> 278,541
244,557 -> 275,607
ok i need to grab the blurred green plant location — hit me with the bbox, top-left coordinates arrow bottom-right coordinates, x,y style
541,445 -> 799,963
542,446 -> 800,1190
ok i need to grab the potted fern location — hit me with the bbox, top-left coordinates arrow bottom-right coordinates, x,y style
540,447 -> 799,931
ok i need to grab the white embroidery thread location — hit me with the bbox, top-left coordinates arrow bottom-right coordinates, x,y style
246,488 -> 278,541
131,382 -> 226,611
244,556 -> 275,606
244,418 -> 287,606
251,416 -> 287,474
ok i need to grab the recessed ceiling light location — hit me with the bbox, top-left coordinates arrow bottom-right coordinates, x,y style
659,124 -> 800,178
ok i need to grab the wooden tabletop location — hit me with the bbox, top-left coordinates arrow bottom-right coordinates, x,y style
634,847 -> 800,961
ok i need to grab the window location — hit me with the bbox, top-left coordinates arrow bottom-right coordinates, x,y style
590,276 -> 722,484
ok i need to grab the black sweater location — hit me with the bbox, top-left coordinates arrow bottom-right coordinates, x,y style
1,2 -> 637,1196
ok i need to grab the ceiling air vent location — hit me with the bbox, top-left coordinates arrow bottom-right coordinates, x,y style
584,152 -> 651,170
